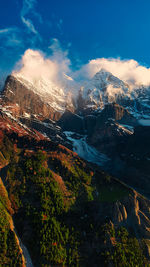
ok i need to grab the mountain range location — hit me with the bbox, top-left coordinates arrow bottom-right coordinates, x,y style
0,68 -> 150,266
4,68 -> 150,119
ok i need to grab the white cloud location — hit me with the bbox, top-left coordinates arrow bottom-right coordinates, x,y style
76,58 -> 150,87
13,39 -> 72,87
12,40 -> 150,99
13,49 -> 58,82
48,38 -> 71,76
21,0 -> 42,35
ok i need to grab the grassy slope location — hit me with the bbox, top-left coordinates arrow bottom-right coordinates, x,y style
0,132 -> 148,266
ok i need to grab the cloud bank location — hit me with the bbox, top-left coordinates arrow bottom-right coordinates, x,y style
13,41 -> 150,93
13,39 -> 71,87
77,58 -> 150,87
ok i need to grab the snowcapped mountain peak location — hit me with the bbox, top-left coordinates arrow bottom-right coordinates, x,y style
12,72 -> 75,112
92,68 -> 129,89
76,68 -> 150,119
93,68 -> 112,77
78,68 -> 131,109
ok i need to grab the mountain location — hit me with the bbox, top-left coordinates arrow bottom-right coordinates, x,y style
77,68 -> 130,109
2,74 -> 74,121
77,68 -> 150,119
2,69 -> 150,122
1,71 -> 149,166
0,74 -> 75,146
0,69 -> 150,265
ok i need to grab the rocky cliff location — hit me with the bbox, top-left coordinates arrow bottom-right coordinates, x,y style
2,75 -> 63,120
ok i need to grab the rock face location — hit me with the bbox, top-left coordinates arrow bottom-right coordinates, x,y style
99,189 -> 150,260
112,191 -> 150,240
2,75 -> 63,120
57,103 -> 136,155
87,121 -> 132,155
82,103 -> 136,154
58,110 -> 84,134
121,125 -> 150,156
95,103 -> 137,127
111,125 -> 150,198
20,117 -> 68,145
84,115 -> 97,135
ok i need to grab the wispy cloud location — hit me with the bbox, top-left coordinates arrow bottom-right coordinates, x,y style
21,0 -> 42,22
0,27 -> 20,35
21,16 -> 38,34
0,27 -> 23,48
21,0 -> 42,36
0,28 -> 13,34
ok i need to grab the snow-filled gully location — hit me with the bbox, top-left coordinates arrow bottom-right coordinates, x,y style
64,131 -> 110,166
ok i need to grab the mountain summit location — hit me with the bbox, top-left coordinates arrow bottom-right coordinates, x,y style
77,69 -> 150,118
1,74 -> 74,120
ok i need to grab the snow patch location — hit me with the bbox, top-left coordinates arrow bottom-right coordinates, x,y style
64,131 -> 110,166
9,90 -> 15,95
24,112 -> 31,118
118,124 -> 134,134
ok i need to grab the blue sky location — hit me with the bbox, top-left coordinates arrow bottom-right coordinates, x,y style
0,0 -> 150,82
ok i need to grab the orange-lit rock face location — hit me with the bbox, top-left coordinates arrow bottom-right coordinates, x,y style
2,75 -> 62,121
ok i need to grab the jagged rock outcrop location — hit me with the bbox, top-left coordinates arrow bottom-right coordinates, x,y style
96,187 -> 150,243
